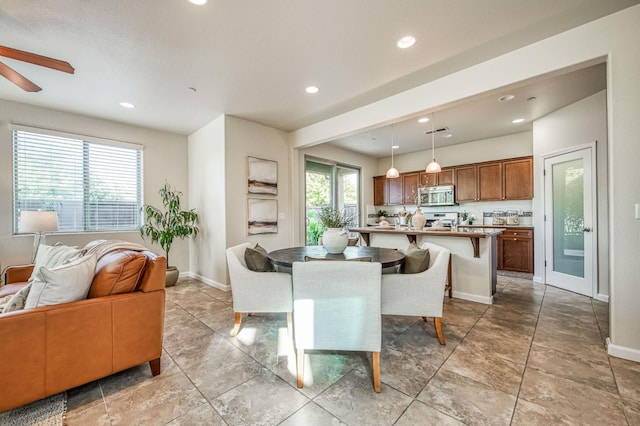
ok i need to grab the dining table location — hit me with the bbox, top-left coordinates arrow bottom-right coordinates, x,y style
268,245 -> 405,269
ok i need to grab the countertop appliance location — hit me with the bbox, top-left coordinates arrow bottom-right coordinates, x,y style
424,212 -> 459,227
419,185 -> 456,207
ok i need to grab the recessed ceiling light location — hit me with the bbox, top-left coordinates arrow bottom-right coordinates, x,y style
512,118 -> 525,124
498,95 -> 515,102
418,117 -> 430,123
392,145 -> 399,149
443,134 -> 453,138
120,102 -> 135,109
188,87 -> 197,92
188,0 -> 207,5
305,86 -> 319,94
397,36 -> 416,49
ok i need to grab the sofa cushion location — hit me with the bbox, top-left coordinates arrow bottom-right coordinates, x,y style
245,244 -> 275,272
399,243 -> 430,274
30,244 -> 81,281
25,254 -> 97,309
88,250 -> 148,298
1,283 -> 32,313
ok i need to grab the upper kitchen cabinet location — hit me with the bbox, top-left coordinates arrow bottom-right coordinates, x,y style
454,165 -> 478,202
402,173 -> 419,205
419,168 -> 454,187
478,162 -> 503,201
388,176 -> 403,205
503,157 -> 533,200
373,176 -> 387,206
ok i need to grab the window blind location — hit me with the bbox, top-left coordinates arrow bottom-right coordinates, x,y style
13,128 -> 143,233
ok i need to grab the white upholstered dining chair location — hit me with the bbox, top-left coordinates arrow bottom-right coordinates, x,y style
381,242 -> 451,345
292,260 -> 382,392
225,243 -> 293,336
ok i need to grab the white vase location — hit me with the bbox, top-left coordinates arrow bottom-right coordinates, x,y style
323,228 -> 348,253
411,209 -> 426,230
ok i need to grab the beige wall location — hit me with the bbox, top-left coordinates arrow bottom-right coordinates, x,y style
188,115 -> 226,286
380,132 -> 533,176
0,99 -> 190,271
288,6 -> 640,359
533,91 -> 609,297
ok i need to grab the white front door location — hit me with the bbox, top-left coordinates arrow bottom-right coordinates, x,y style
544,146 -> 596,296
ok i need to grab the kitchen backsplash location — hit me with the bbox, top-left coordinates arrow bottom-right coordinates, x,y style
369,199 -> 533,226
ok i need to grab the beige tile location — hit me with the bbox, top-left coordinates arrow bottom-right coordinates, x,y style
210,369 -> 309,426
378,347 -> 438,397
442,341 -> 525,395
313,368 -> 414,426
417,369 -> 517,425
274,350 -> 363,399
166,402 -> 227,425
623,398 -> 640,426
461,326 -> 532,365
66,381 -> 104,412
386,322 -> 458,368
612,362 -> 640,403
528,343 -> 617,394
394,401 -> 464,426
163,303 -> 215,348
511,398 -> 581,426
105,371 -> 207,425
279,402 -> 346,426
519,367 -> 627,424
481,304 -> 539,327
473,317 -> 535,345
610,356 -> 640,374
65,400 -> 111,426
532,325 -> 609,364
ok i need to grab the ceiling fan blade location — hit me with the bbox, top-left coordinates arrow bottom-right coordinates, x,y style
0,45 -> 74,74
0,61 -> 42,92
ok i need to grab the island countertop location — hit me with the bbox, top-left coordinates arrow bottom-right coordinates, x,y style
349,226 -> 503,258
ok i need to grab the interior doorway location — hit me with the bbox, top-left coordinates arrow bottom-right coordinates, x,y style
544,145 -> 597,297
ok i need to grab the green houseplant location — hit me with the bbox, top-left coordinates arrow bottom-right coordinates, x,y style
140,182 -> 199,286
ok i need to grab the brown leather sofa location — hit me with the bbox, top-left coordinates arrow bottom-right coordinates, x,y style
0,245 -> 166,413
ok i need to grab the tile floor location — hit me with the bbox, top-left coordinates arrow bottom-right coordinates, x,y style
65,275 -> 640,425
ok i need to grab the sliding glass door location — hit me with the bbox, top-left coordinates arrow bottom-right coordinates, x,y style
305,158 -> 360,245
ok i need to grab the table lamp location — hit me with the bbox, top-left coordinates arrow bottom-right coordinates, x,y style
19,210 -> 59,263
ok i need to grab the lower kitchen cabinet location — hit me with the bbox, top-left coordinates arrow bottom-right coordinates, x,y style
497,228 -> 534,273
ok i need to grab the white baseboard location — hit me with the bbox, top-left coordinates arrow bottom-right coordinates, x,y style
533,275 -> 544,284
595,293 -> 609,303
180,271 -> 230,292
452,290 -> 493,305
607,338 -> 640,362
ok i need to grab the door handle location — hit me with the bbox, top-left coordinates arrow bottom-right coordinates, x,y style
583,227 -> 592,232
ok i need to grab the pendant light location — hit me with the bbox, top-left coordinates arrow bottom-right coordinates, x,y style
386,124 -> 400,178
425,113 -> 442,173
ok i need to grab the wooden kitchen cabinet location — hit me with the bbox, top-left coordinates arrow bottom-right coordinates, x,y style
497,228 -> 534,273
402,173 -> 419,204
373,176 -> 387,206
419,168 -> 454,187
387,177 -> 403,205
503,157 -> 533,200
478,162 -> 503,201
454,165 -> 478,202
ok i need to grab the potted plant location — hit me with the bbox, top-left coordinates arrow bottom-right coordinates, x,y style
140,182 -> 199,286
317,207 -> 354,253
376,209 -> 388,224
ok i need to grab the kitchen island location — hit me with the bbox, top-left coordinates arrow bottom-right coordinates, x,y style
349,226 -> 503,304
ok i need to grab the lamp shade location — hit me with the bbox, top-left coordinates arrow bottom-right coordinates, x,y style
19,211 -> 59,233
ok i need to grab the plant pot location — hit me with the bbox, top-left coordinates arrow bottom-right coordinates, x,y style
166,266 -> 179,287
322,228 -> 348,254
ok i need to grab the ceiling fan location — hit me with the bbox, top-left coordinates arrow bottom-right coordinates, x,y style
0,45 -> 74,93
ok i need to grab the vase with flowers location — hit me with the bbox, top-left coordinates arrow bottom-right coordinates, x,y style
317,207 -> 354,253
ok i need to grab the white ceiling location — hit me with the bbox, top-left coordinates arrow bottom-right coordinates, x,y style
0,0 -> 635,145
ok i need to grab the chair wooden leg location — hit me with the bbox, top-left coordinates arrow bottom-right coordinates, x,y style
447,255 -> 453,298
231,312 -> 242,336
434,317 -> 446,345
296,349 -> 305,388
286,312 -> 293,337
372,352 -> 381,393
149,358 -> 161,376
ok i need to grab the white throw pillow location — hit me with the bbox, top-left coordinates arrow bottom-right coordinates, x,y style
25,254 -> 97,309
29,244 -> 82,281
2,283 -> 32,313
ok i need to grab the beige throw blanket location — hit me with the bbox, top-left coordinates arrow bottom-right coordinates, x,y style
83,240 -> 150,261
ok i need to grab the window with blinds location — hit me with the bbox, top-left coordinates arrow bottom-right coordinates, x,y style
13,128 -> 143,233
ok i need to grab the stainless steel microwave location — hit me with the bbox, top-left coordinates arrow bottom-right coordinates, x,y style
418,185 -> 456,206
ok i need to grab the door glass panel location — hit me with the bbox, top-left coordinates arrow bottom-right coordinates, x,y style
552,158 -> 585,277
305,159 -> 360,245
